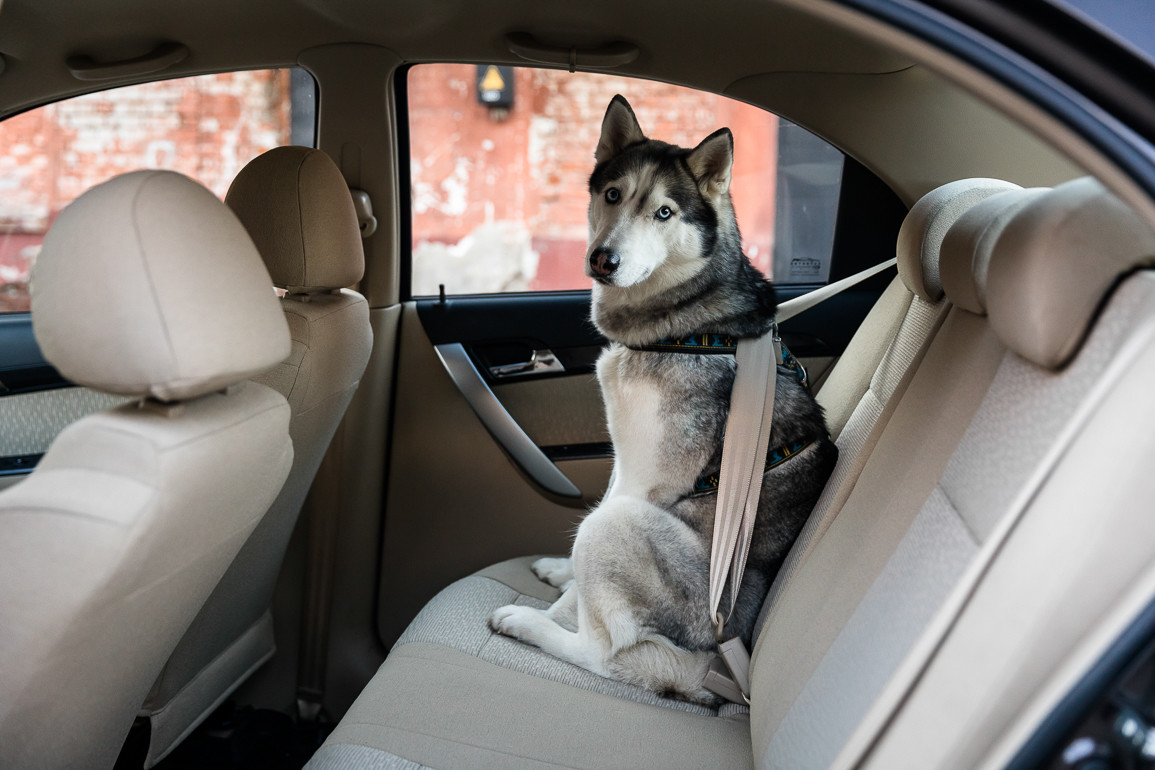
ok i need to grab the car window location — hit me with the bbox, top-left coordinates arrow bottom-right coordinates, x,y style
406,63 -> 843,297
0,68 -> 316,313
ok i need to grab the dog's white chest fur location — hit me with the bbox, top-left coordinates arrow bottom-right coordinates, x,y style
597,344 -> 668,499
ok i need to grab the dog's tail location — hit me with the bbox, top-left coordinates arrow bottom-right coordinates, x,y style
608,635 -> 722,706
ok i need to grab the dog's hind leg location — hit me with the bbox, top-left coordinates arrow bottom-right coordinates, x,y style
608,638 -> 719,704
531,556 -> 574,589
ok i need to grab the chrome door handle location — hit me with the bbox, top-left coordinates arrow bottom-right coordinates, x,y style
435,343 -> 581,500
488,348 -> 565,379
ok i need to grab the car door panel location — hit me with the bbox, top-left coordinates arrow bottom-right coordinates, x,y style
377,303 -> 597,645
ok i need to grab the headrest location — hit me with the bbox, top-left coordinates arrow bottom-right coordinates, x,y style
987,177 -> 1155,369
940,187 -> 1049,315
225,147 -> 364,292
31,170 -> 291,401
896,178 -> 1023,302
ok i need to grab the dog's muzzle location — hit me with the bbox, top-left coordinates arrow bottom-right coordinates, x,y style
588,247 -> 620,281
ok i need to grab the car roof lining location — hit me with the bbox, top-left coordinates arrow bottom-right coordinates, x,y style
0,0 -> 1095,208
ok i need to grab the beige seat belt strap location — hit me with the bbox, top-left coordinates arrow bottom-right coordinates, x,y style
703,257 -> 899,704
777,257 -> 897,323
704,328 -> 778,703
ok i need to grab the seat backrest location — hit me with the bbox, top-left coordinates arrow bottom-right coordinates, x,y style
0,170 -> 293,770
749,180 -> 1039,767
140,147 -> 372,763
758,178 -> 1021,628
816,177 -> 1022,442
862,179 -> 1155,769
749,177 -> 1155,769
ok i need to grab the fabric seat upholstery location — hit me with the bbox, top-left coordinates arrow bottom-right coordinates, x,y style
762,177 -> 1023,625
0,170 -> 293,770
140,147 -> 373,764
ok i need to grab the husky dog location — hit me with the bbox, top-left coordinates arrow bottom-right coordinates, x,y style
490,95 -> 837,704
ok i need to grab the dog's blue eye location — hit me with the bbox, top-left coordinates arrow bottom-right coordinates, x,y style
656,206 -> 673,220
605,187 -> 621,203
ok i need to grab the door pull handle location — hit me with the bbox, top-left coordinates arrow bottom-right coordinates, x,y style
488,348 -> 565,379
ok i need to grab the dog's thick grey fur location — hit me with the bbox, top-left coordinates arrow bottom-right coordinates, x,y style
490,95 -> 837,704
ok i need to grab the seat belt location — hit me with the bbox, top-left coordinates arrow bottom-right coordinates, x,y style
777,258 -> 897,323
703,257 -> 898,704
296,422 -> 346,723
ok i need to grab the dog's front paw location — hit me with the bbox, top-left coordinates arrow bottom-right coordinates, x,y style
531,556 -> 574,588
489,603 -> 542,642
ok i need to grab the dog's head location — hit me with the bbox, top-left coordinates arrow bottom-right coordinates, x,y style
586,95 -> 735,294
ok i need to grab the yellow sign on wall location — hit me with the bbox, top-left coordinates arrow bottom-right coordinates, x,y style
475,65 -> 514,108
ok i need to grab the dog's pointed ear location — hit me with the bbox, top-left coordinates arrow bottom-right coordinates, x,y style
687,128 -> 734,199
595,95 -> 645,165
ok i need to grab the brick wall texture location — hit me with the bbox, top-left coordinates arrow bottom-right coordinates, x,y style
0,70 -> 291,311
0,64 -> 779,308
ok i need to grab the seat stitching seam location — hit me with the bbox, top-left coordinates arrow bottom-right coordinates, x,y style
326,732 -> 582,769
132,173 -> 181,386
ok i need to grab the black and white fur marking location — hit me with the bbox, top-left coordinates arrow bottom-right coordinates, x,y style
490,95 -> 837,704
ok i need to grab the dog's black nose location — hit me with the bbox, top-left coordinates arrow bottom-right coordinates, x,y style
589,248 -> 620,278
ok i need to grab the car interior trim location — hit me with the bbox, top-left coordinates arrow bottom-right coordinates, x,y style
434,342 -> 583,500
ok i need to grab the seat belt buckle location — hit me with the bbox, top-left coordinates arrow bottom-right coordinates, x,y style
719,636 -> 751,695
703,638 -> 752,704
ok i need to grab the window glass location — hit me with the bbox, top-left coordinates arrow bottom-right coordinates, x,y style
0,68 -> 316,312
407,63 -> 842,296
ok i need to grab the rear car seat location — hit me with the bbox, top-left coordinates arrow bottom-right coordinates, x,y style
306,177 -> 1155,768
859,178 -> 1155,769
334,176 -> 1017,723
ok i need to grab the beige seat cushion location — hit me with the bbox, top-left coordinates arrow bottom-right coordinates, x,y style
311,641 -> 754,770
0,170 -> 293,770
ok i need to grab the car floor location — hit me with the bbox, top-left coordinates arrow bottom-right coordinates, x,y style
114,703 -> 331,770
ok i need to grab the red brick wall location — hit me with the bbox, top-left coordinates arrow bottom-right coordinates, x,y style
0,65 -> 780,308
0,70 -> 291,311
408,64 -> 778,294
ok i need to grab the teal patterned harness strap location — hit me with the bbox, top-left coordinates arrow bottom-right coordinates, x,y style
776,342 -> 807,389
630,332 -> 741,353
690,439 -> 813,497
628,333 -> 809,388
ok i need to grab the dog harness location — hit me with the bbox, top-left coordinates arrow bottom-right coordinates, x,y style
627,332 -> 809,388
627,331 -> 812,498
